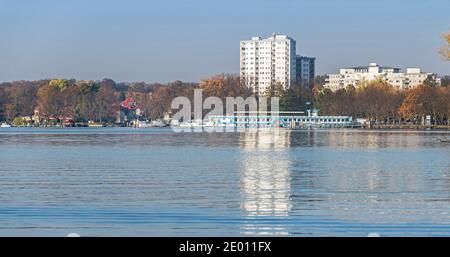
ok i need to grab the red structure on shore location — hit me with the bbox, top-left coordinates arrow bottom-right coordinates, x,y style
120,97 -> 137,110
117,97 -> 139,124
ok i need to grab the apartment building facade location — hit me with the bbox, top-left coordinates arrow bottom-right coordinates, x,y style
323,63 -> 441,91
296,56 -> 315,86
240,34 -> 297,95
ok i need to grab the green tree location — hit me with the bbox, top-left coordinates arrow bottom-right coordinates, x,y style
279,84 -> 309,112
49,79 -> 69,91
73,81 -> 99,121
12,117 -> 27,127
423,75 -> 439,87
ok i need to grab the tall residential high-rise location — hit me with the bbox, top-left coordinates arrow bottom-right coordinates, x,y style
240,34 -> 297,95
296,56 -> 315,86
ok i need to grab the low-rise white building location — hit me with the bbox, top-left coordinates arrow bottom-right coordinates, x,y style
323,63 -> 441,91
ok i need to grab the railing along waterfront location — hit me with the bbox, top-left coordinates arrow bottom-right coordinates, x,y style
210,112 -> 353,128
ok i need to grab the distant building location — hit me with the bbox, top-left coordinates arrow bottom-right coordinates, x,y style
117,97 -> 139,124
32,109 -> 41,124
296,56 -> 315,86
240,34 -> 297,95
323,63 -> 441,91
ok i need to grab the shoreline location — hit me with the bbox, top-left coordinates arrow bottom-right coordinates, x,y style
362,125 -> 450,130
1,125 -> 450,131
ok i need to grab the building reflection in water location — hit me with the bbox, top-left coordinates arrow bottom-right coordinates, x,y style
238,130 -> 293,235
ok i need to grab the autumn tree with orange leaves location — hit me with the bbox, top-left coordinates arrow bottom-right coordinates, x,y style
356,81 -> 405,124
399,84 -> 435,123
1,73 -> 450,125
199,74 -> 252,100
433,87 -> 450,124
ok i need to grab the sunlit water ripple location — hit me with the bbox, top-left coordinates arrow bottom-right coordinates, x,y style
0,128 -> 449,236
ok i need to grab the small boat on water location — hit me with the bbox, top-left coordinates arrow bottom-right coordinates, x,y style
88,122 -> 104,127
177,120 -> 213,128
137,121 -> 150,128
1,123 -> 12,128
151,120 -> 168,128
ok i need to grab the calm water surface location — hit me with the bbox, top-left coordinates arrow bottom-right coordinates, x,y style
0,128 -> 449,236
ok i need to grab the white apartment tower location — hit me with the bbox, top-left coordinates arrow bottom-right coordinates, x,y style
240,34 -> 297,95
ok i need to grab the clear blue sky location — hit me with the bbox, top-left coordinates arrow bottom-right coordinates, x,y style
0,0 -> 449,83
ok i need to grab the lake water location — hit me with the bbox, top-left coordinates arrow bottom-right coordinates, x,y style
0,128 -> 449,236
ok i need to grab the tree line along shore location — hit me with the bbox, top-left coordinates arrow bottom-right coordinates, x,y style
0,73 -> 449,128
